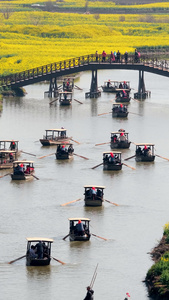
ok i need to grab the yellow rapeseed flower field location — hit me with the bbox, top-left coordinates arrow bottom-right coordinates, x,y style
0,8 -> 169,75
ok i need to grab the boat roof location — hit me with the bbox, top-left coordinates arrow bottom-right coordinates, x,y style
84,185 -> 105,189
111,131 -> 128,134
13,160 -> 34,164
45,129 -> 67,132
59,91 -> 73,94
135,143 -> 154,146
26,237 -> 53,243
68,218 -> 90,222
103,151 -> 122,154
0,150 -> 17,153
0,140 -> 18,142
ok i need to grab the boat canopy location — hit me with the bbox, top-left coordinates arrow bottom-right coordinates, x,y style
111,131 -> 128,135
103,151 -> 122,154
0,140 -> 19,143
26,237 -> 53,243
0,150 -> 17,154
104,80 -> 130,84
45,129 -> 67,132
13,160 -> 34,164
84,185 -> 105,189
135,143 -> 154,146
68,218 -> 90,222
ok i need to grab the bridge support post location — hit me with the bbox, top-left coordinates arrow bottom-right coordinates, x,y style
134,70 -> 151,100
45,77 -> 59,98
85,70 -> 101,99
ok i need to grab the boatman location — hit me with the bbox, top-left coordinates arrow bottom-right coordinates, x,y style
124,292 -> 130,300
84,286 -> 94,300
76,220 -> 85,236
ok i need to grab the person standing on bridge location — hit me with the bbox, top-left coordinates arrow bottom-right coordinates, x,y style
110,51 -> 115,63
135,48 -> 138,63
124,51 -> 128,64
116,50 -> 121,63
102,50 -> 107,62
95,51 -> 99,62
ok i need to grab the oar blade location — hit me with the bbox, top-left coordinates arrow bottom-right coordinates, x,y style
51,256 -> 66,265
123,162 -> 136,170
104,199 -> 119,206
91,162 -> 103,169
61,198 -> 81,206
38,153 -> 55,159
92,233 -> 108,241
8,255 -> 26,264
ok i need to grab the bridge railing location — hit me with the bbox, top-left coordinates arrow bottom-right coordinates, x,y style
0,53 -> 169,88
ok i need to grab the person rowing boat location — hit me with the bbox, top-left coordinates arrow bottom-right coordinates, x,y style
84,286 -> 94,300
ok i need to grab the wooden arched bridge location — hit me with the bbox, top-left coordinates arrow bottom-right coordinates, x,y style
0,53 -> 169,98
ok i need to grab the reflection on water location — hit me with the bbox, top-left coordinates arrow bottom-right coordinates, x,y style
26,265 -> 51,279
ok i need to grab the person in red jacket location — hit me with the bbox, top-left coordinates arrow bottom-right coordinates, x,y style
102,50 -> 106,62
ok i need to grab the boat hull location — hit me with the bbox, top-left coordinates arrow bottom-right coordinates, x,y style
56,152 -> 73,160
110,141 -> 131,149
103,163 -> 122,171
40,138 -> 70,146
60,100 -> 72,106
112,112 -> 128,118
84,198 -> 103,207
69,233 -> 90,242
26,257 -> 51,266
115,97 -> 131,103
11,172 -> 34,180
0,163 -> 13,169
135,155 -> 155,162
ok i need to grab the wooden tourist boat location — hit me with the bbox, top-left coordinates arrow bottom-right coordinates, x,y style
40,128 -> 70,146
0,140 -> 20,155
63,77 -> 74,92
59,91 -> 72,106
84,185 -> 105,207
26,237 -> 53,266
110,131 -> 131,149
103,151 -> 122,171
11,160 -> 35,180
115,91 -> 131,103
55,142 -> 74,160
68,218 -> 91,242
112,104 -> 128,118
101,80 -> 130,93
135,143 -> 155,162
0,150 -> 17,169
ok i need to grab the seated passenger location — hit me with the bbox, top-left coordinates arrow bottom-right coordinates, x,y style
119,83 -> 123,89
119,132 -> 126,142
143,145 -> 149,156
147,147 -> 152,156
9,152 -> 14,162
29,245 -> 37,259
25,165 -> 30,174
97,189 -> 102,198
91,187 -> 96,199
111,134 -> 117,143
10,141 -> 16,150
76,220 -> 85,236
68,145 -> 74,153
109,152 -> 115,163
136,147 -> 142,155
119,104 -> 123,112
104,154 -> 109,162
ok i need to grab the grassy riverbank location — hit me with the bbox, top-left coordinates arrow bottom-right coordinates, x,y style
1,2 -> 169,75
145,223 -> 169,299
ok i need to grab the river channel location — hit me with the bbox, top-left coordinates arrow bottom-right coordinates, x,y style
1,69 -> 169,300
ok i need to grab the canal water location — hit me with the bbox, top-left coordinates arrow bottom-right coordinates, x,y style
0,69 -> 169,300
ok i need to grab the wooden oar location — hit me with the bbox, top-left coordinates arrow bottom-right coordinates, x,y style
74,84 -> 83,91
21,151 -> 36,157
91,162 -> 103,169
131,97 -> 140,103
8,255 -> 26,264
90,263 -> 98,288
98,112 -> 111,116
73,98 -> 83,104
31,174 -> 39,180
131,141 -> 137,145
51,256 -> 66,265
38,152 -> 55,159
156,154 -> 169,161
70,138 -> 80,144
61,198 -> 82,206
124,154 -> 136,161
104,199 -> 119,206
73,153 -> 89,160
49,98 -> 58,105
63,233 -> 70,240
122,162 -> 136,170
91,233 -> 108,241
0,173 -> 11,179
95,142 -> 110,146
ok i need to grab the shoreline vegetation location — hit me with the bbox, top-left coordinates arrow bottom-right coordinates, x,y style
145,223 -> 169,300
0,2 -> 169,76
